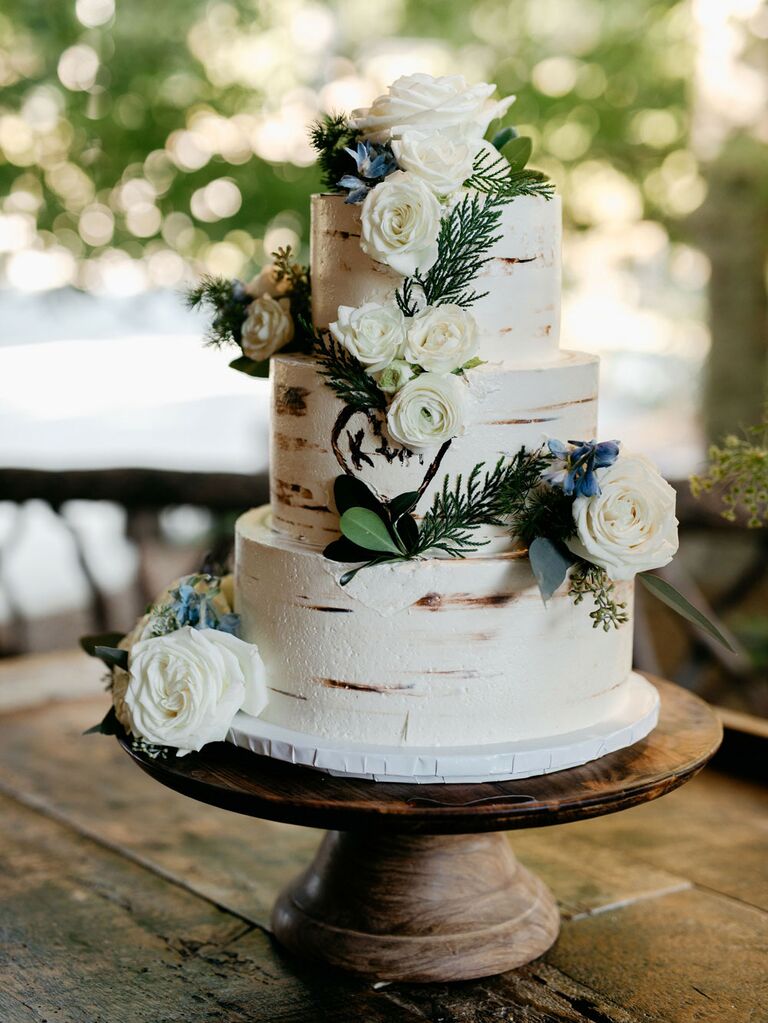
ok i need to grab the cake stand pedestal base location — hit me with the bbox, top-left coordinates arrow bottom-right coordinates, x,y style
120,678 -> 722,984
272,830 -> 559,983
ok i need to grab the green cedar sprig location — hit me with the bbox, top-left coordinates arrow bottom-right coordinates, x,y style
309,113 -> 361,192
312,328 -> 388,413
185,274 -> 250,349
397,190 -> 507,313
464,144 -> 556,200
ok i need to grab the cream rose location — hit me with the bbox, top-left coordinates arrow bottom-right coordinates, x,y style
123,627 -> 267,756
376,359 -> 415,394
241,294 -> 294,361
567,454 -> 679,581
402,304 -> 479,373
329,301 -> 406,373
245,263 -> 291,299
351,73 -> 515,143
391,129 -> 480,195
360,171 -> 442,277
386,371 -> 466,451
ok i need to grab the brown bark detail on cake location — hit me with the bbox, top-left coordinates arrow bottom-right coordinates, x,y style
317,678 -> 416,693
328,229 -> 361,240
415,591 -> 519,610
268,687 -> 308,701
272,434 -> 327,453
272,512 -> 339,534
274,385 -> 310,417
303,605 -> 353,614
274,479 -> 313,504
497,256 -> 536,267
487,416 -> 558,425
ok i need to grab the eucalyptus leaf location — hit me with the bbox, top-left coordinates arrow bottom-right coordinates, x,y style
388,490 -> 420,522
80,632 -> 125,657
340,508 -> 402,555
395,513 -> 420,554
334,474 -> 387,517
323,536 -> 374,563
501,136 -> 532,172
229,355 -> 270,378
638,573 -> 735,652
94,646 -> 129,671
529,536 -> 574,603
83,706 -> 121,736
491,125 -> 517,150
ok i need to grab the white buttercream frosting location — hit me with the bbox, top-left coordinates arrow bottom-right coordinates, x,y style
235,507 -> 635,748
311,193 -> 561,365
268,350 -> 599,550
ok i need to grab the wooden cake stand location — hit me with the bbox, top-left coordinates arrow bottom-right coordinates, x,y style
119,677 -> 721,983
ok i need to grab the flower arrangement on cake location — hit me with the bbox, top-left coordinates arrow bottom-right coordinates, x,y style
86,73 -> 731,766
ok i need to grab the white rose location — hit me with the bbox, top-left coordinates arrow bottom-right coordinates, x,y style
245,263 -> 291,299
391,129 -> 480,195
567,454 -> 679,581
376,359 -> 415,394
386,371 -> 467,451
360,171 -> 442,277
123,627 -> 268,756
351,73 -> 515,143
241,294 -> 294,361
329,302 -> 406,373
402,304 -> 479,373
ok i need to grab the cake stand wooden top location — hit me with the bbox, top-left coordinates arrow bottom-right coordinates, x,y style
119,677 -> 721,835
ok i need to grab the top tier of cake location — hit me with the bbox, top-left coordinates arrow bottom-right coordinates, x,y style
311,193 -> 562,366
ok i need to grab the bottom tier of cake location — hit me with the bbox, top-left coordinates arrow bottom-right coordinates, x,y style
235,507 -> 636,749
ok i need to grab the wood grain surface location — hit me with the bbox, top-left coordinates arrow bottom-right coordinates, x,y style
118,677 -> 722,834
0,652 -> 765,1022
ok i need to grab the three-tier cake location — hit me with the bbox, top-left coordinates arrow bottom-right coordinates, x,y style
94,74 -> 685,779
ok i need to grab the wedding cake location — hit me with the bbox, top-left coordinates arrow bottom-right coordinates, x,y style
88,74 -> 696,780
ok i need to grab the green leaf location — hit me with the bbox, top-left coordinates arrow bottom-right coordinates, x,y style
395,513 -> 420,554
638,573 -> 735,652
334,475 -> 387,518
323,536 -> 373,563
340,508 -> 402,555
501,136 -> 532,172
388,490 -> 421,522
529,536 -> 574,603
94,646 -> 129,671
80,632 -> 125,657
83,706 -> 121,736
491,125 -> 517,150
455,356 -> 485,374
339,556 -> 395,586
229,355 -> 270,378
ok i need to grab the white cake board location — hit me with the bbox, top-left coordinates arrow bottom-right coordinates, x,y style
227,672 -> 660,784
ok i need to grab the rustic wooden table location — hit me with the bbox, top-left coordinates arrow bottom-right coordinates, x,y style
1,651 -> 767,1023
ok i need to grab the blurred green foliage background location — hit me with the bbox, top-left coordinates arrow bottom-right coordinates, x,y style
0,0 -> 766,437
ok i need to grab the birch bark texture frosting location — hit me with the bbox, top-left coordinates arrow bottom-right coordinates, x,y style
236,507 -> 635,747
310,193 -> 561,365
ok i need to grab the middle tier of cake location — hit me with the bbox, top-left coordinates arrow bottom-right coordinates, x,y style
270,350 -> 599,549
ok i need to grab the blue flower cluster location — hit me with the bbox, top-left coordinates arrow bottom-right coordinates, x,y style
338,140 -> 398,203
162,575 -> 240,636
544,439 -> 620,498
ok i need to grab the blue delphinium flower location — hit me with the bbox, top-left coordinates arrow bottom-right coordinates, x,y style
338,140 -> 398,203
163,575 -> 241,637
544,439 -> 620,498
